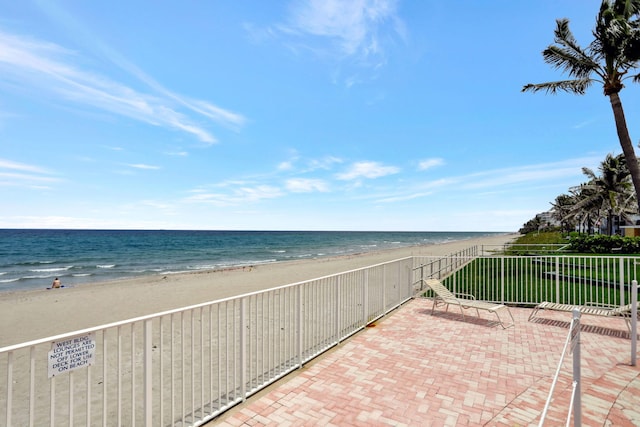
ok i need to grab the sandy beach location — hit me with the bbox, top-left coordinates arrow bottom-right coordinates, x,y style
0,233 -> 517,348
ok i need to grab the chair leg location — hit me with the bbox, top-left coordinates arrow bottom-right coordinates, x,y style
493,311 -> 502,328
502,308 -> 515,329
490,307 -> 515,329
528,305 -> 541,322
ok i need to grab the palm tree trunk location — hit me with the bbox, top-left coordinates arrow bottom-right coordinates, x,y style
608,92 -> 640,213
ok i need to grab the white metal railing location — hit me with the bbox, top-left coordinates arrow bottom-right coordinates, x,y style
538,309 -> 582,427
539,277 -> 638,426
413,255 -> 640,308
3,252 -> 638,426
412,246 -> 478,291
412,255 -> 640,427
481,243 -> 571,255
0,257 -> 413,427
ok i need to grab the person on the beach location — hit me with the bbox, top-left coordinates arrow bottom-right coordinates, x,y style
51,277 -> 61,288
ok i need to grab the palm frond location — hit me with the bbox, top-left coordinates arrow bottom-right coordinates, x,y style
543,46 -> 599,78
612,0 -> 640,17
582,166 -> 597,179
553,19 -> 579,48
522,79 -> 592,94
550,20 -> 600,76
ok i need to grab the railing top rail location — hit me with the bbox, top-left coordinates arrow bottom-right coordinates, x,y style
416,254 -> 640,259
485,243 -> 567,246
0,256 -> 413,354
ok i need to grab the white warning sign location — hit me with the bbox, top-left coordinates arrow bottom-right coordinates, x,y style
48,333 -> 96,378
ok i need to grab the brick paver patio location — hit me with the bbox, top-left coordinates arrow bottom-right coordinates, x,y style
210,299 -> 640,426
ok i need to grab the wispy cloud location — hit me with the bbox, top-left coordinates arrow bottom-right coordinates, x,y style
278,160 -> 296,171
285,178 -> 329,193
336,160 -> 399,180
418,158 -> 444,171
370,156 -> 600,205
285,0 -> 403,59
185,184 -> 284,206
41,1 -> 247,131
164,150 -> 189,157
278,154 -> 343,173
460,158 -> 598,190
376,191 -> 432,203
0,159 -> 50,174
0,29 -> 245,144
269,0 -> 405,86
307,155 -> 343,171
126,163 -> 161,170
0,158 -> 60,188
573,119 -> 596,129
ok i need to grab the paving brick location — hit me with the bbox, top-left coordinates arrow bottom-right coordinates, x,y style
210,300 -> 640,426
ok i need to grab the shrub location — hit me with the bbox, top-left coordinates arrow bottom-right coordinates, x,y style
568,234 -> 640,254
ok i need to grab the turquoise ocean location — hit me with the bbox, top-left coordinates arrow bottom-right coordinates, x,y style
0,229 -> 504,293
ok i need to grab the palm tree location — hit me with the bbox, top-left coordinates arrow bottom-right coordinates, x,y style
523,0 -> 640,213
570,183 -> 603,234
577,153 -> 636,234
550,193 -> 578,232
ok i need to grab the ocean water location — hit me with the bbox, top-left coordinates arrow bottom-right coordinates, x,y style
0,229 -> 503,293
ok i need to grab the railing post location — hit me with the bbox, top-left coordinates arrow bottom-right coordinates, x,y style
572,309 -> 582,427
363,270 -> 369,325
500,257 -> 505,304
144,319 -> 153,427
620,258 -> 626,307
240,298 -> 247,400
555,256 -> 560,303
335,277 -> 341,342
297,285 -> 303,367
6,351 -> 12,427
632,280 -> 637,367
382,264 -> 387,313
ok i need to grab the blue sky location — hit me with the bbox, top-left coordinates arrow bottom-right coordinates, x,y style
1,0 -> 639,232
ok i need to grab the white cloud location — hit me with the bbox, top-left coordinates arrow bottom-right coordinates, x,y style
0,29 -> 245,144
418,158 -> 444,171
164,150 -> 188,157
126,164 -> 161,170
278,161 -> 295,171
461,158 -> 598,190
286,0 -> 401,58
369,156 -> 600,207
376,191 -> 432,203
185,184 -> 284,206
0,158 -> 60,187
285,178 -> 329,193
275,0 -> 405,84
0,158 -> 51,174
336,160 -> 399,180
307,155 -> 343,171
237,185 -> 283,201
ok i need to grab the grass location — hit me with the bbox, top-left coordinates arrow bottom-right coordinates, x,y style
512,231 -> 567,245
436,232 -> 639,306
503,231 -> 569,256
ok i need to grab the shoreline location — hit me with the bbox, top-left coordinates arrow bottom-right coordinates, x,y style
0,233 -> 517,347
0,230 -> 504,293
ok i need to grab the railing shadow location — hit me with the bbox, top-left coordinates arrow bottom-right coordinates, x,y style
529,317 -> 631,339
